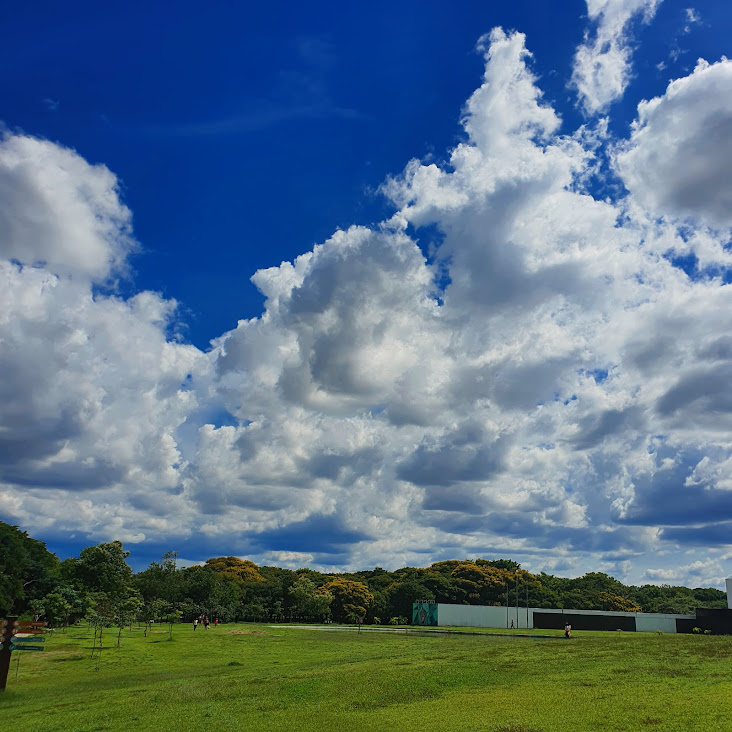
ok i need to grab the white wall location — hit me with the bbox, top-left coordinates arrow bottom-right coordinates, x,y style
726,577 -> 732,609
635,614 -> 683,633
437,604 -> 531,629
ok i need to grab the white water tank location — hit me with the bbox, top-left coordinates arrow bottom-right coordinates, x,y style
727,577 -> 732,610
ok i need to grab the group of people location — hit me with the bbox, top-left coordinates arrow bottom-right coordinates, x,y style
193,615 -> 216,630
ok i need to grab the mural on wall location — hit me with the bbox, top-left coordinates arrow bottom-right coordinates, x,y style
412,602 -> 438,626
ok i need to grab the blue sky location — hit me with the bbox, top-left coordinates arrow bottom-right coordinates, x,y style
1,1 -> 732,586
7,0 -> 727,346
5,1 -> 584,347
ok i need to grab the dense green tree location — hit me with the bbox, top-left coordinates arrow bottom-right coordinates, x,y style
371,589 -> 389,623
598,592 -> 642,612
68,541 -> 135,604
428,560 -> 463,576
624,583 -> 726,613
0,523 -> 28,614
34,592 -> 72,628
177,565 -> 242,621
384,578 -> 434,620
420,570 -> 466,604
46,584 -> 86,623
322,578 -> 373,622
248,565 -> 298,617
179,565 -> 216,608
205,556 -> 265,584
450,562 -> 506,605
657,590 -> 697,615
544,572 -> 636,611
691,587 -> 727,608
626,584 -> 664,613
0,521 -> 60,614
476,558 -> 521,572
288,576 -> 333,620
240,600 -> 267,621
135,552 -> 184,605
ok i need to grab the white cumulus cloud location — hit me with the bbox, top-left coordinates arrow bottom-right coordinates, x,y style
616,57 -> 732,229
0,136 -> 209,542
0,134 -> 136,281
571,0 -> 662,115
1,26 -> 732,584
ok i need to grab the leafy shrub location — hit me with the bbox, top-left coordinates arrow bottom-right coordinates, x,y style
372,617 -> 381,625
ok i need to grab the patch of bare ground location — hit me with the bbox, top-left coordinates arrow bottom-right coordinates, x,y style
226,630 -> 267,635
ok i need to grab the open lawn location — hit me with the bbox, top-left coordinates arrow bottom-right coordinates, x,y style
2,623 -> 730,731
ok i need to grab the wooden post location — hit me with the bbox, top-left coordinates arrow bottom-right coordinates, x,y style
0,617 -> 18,692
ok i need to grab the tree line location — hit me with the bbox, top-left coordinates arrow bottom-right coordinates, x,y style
1,520 -> 727,630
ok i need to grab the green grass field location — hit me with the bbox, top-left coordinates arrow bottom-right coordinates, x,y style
2,623 -> 731,732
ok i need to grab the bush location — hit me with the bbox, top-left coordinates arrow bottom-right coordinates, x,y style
372,617 -> 381,625
692,627 -> 702,634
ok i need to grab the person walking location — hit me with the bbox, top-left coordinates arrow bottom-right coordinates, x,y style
193,617 -> 198,631
564,622 -> 572,638
204,616 -> 210,630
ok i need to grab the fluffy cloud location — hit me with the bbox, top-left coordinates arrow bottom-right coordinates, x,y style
0,135 -> 208,542
643,557 -> 727,588
0,134 -> 135,281
616,58 -> 732,228
571,0 -> 662,114
1,26 -> 731,586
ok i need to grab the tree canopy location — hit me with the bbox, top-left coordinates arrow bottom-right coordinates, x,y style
1,521 -> 727,625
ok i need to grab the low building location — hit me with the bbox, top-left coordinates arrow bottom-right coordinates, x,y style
412,601 -> 732,634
